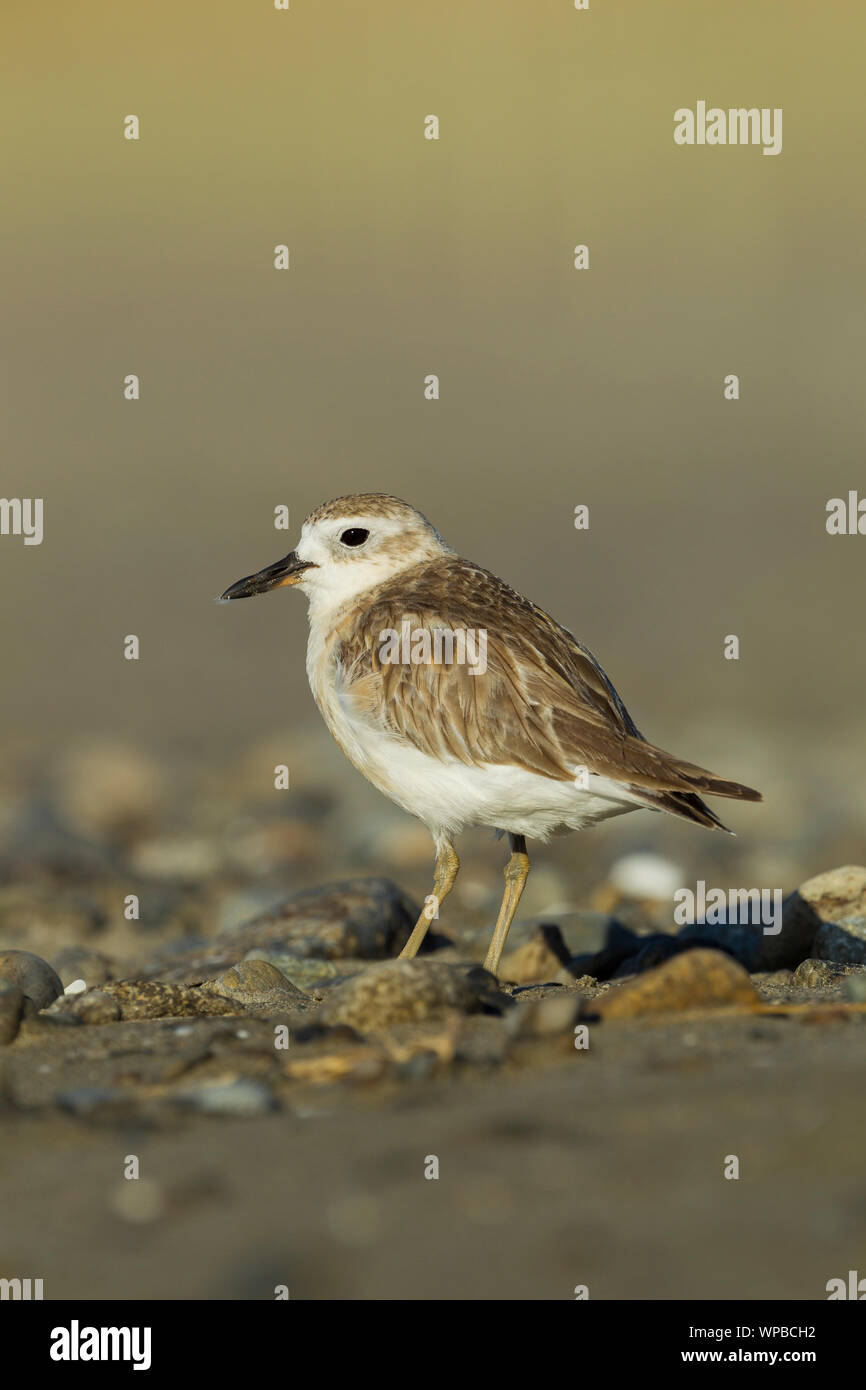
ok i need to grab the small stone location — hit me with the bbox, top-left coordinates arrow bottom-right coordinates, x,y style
609,852 -> 685,903
96,980 -> 236,1020
813,916 -> 866,966
784,866 -> 866,957
201,959 -> 311,1014
586,948 -> 760,1021
75,991 -> 122,1025
793,958 -> 854,990
506,991 -> 582,1038
242,950 -> 341,993
172,1079 -> 278,1116
0,979 -> 25,1044
318,959 -> 482,1030
0,950 -> 63,1009
65,979 -> 88,996
224,877 -> 419,959
500,924 -> 571,984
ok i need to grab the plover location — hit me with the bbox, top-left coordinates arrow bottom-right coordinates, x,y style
220,494 -> 761,975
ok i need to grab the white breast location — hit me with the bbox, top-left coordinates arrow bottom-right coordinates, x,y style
305,616 -> 643,842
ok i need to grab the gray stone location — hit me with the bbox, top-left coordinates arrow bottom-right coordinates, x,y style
200,959 -> 311,1014
793,957 -> 855,990
783,865 -> 866,959
141,878 -> 421,984
318,959 -> 486,1031
74,991 -> 123,1025
243,949 -> 341,993
0,980 -> 25,1044
813,916 -> 866,966
224,877 -> 419,958
0,950 -> 63,1009
172,1079 -> 278,1116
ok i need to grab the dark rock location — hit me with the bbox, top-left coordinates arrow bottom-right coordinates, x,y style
782,866 -> 866,962
568,920 -> 643,980
0,950 -> 63,1009
140,878 -> 420,983
677,901 -> 803,972
0,980 -> 25,1044
813,916 -> 866,966
611,933 -> 699,978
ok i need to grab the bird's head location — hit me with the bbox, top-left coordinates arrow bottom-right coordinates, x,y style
218,493 -> 451,619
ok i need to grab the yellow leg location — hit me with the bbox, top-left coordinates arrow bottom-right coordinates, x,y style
399,838 -> 460,959
483,834 -> 531,976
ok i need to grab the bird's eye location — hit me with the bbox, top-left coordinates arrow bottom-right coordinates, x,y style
340,528 -> 369,547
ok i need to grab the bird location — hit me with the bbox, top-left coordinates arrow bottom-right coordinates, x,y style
219,493 -> 761,976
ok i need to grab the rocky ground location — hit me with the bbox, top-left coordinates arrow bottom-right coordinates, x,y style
1,736 -> 865,1299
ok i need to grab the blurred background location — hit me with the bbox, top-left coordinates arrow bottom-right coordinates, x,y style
2,0 -> 864,914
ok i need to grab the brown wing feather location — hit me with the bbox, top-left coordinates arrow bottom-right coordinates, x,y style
336,558 -> 761,820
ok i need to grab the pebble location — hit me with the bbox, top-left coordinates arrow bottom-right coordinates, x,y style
227,877 -> 420,959
318,959 -> 484,1030
500,924 -> 571,984
0,980 -> 25,1044
793,957 -> 856,990
0,950 -> 63,1009
74,991 -> 123,1025
95,980 -> 237,1020
200,960 -> 311,1014
813,916 -> 866,966
784,865 -> 866,957
673,866 -> 866,974
506,991 -> 582,1039
172,1079 -> 278,1116
243,949 -> 341,993
144,879 -> 421,984
587,948 -> 760,1021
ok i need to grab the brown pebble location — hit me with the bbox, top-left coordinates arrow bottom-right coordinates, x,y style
319,959 -> 479,1031
500,924 -> 571,985
585,948 -> 759,1021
